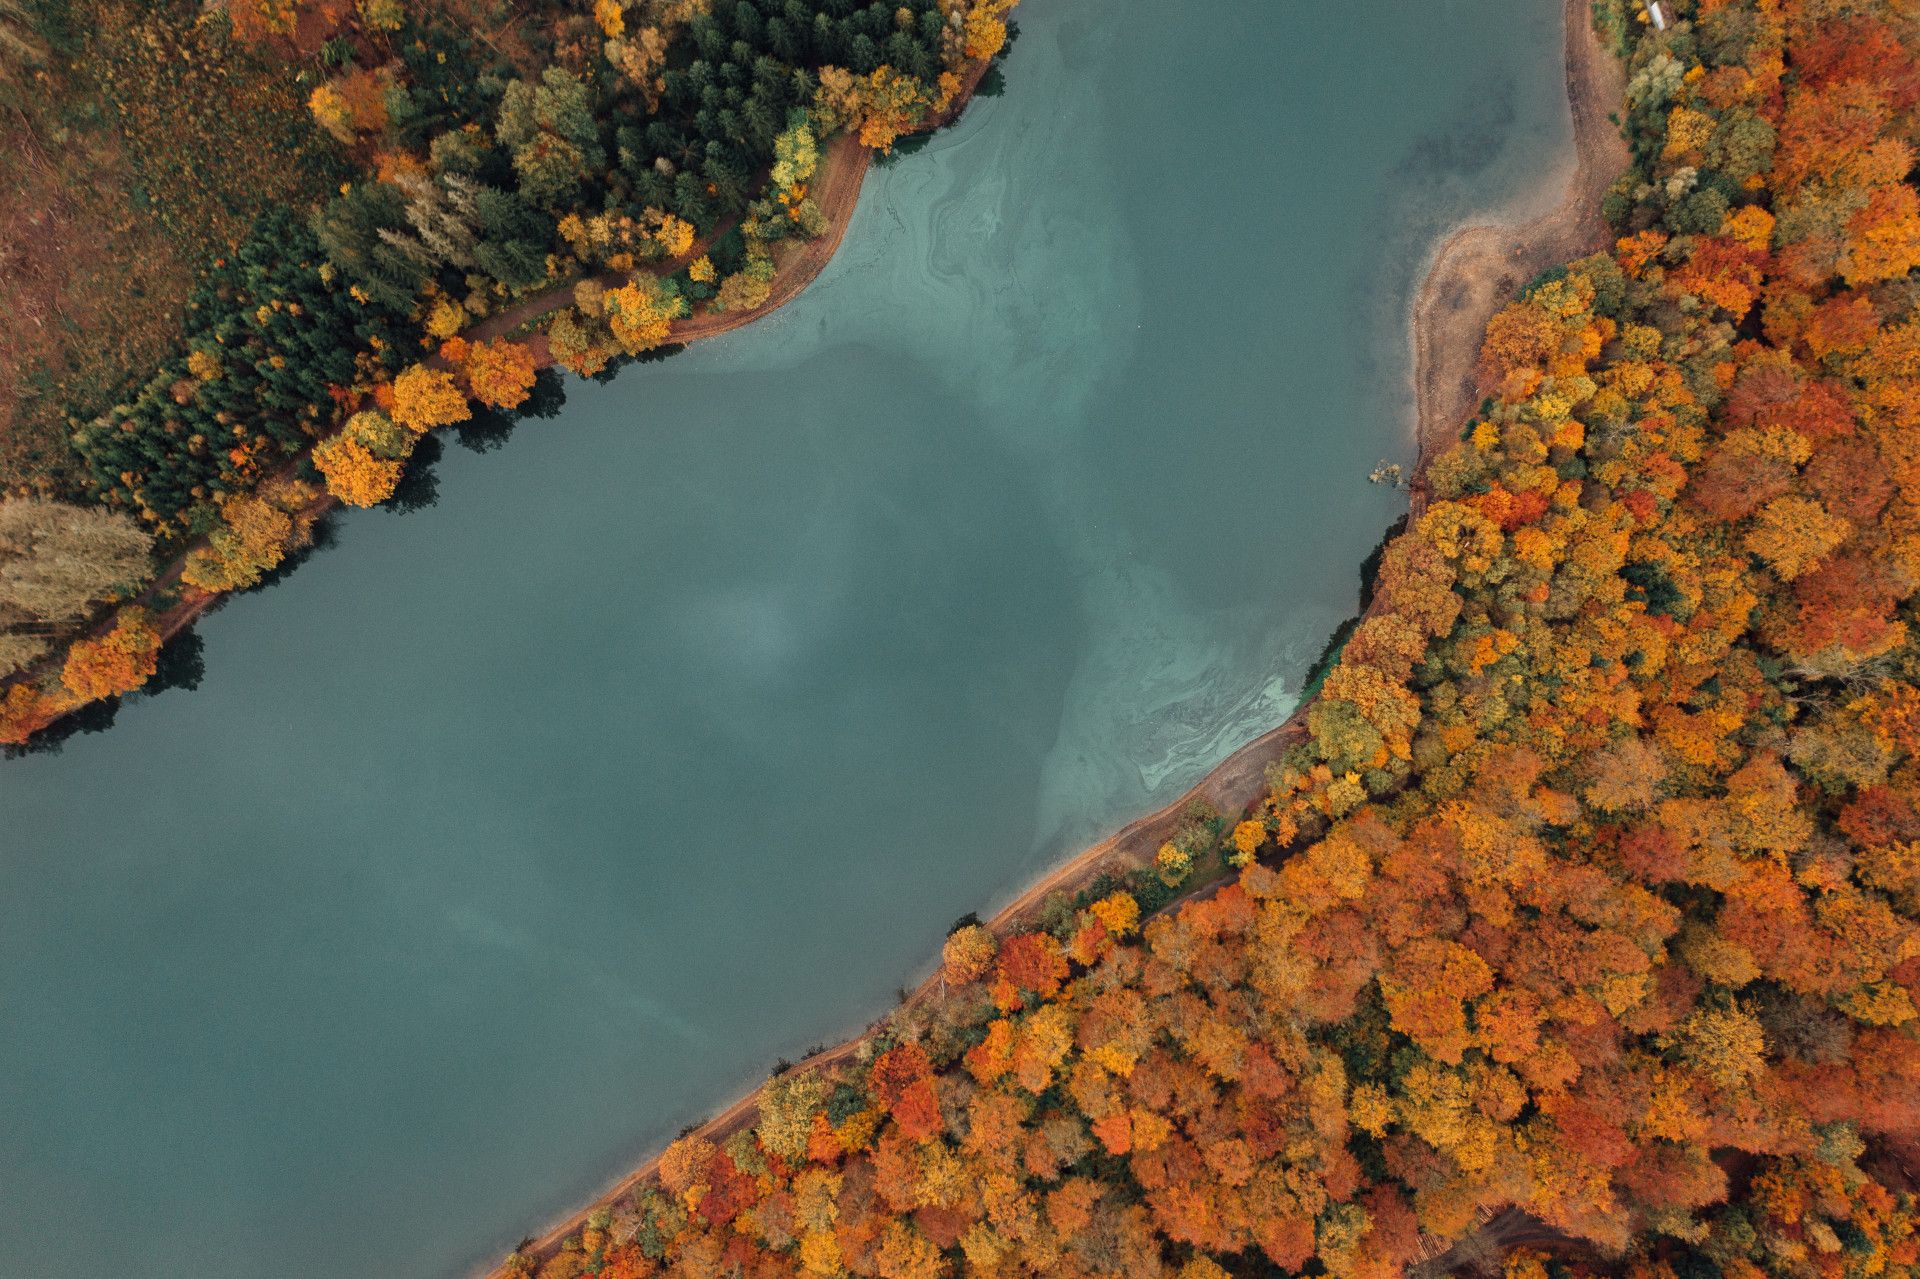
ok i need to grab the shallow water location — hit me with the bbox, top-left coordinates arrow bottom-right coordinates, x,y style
0,3 -> 1571,1275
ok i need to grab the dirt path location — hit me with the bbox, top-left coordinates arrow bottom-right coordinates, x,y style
429,133 -> 869,365
666,135 -> 872,342
1410,0 -> 1628,453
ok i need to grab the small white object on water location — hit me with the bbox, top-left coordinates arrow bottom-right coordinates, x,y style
1368,460 -> 1408,490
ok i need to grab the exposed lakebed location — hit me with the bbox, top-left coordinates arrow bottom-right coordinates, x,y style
0,3 -> 1571,1274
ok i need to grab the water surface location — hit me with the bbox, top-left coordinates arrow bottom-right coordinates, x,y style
0,3 -> 1571,1275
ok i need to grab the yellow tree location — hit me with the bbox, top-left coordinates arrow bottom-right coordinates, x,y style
815,65 -> 930,152
390,365 -> 472,432
462,339 -> 539,411
964,1 -> 1014,60
314,410 -> 413,508
603,277 -> 687,353
183,492 -> 295,592
1744,496 -> 1850,580
653,214 -> 696,259
314,438 -> 402,508
942,924 -> 998,985
714,257 -> 776,313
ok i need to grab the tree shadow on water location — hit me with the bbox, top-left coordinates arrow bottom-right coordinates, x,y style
382,432 -> 443,515
247,513 -> 342,597
587,343 -> 686,385
2,631 -> 207,759
9,356 -> 644,759
142,630 -> 206,697
454,367 -> 570,454
5,695 -> 120,759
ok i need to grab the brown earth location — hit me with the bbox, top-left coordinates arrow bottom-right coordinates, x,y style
669,133 -> 873,342
0,99 -> 199,495
471,45 -> 996,357
469,130 -> 874,357
5,114 -> 894,712
0,0 -> 358,497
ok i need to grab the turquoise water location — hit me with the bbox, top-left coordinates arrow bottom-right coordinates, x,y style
0,3 -> 1572,1275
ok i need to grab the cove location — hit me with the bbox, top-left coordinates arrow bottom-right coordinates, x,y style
0,3 -> 1573,1276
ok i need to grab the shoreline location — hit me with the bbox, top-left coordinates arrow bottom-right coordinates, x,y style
470,3 -> 1629,1270
1410,0 -> 1629,456
1,54 -> 993,744
470,711 -> 1312,1279
27,140 -> 878,702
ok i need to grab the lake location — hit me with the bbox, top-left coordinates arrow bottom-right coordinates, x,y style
0,2 -> 1572,1274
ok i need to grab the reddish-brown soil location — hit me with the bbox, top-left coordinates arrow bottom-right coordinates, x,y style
3,124 -> 879,708
1,44 -> 1015,720
469,131 -> 873,357
670,134 -> 872,341
0,102 -> 198,493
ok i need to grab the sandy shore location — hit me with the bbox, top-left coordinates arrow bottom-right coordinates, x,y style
1410,0 -> 1629,455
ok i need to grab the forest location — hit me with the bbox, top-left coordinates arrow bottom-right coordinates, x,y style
0,0 -> 1014,742
472,0 -> 1920,1276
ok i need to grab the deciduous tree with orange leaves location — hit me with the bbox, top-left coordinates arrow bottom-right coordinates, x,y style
461,339 -> 540,411
390,365 -> 472,433
313,409 -> 413,508
60,607 -> 161,701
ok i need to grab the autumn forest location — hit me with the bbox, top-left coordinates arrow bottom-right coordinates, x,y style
481,1 -> 1920,1276
5,0 -> 1920,1276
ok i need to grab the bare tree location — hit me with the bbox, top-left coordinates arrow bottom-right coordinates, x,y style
0,498 -> 154,627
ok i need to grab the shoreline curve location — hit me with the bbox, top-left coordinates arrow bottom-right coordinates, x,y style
1411,0 -> 1629,456
0,53 -> 999,740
